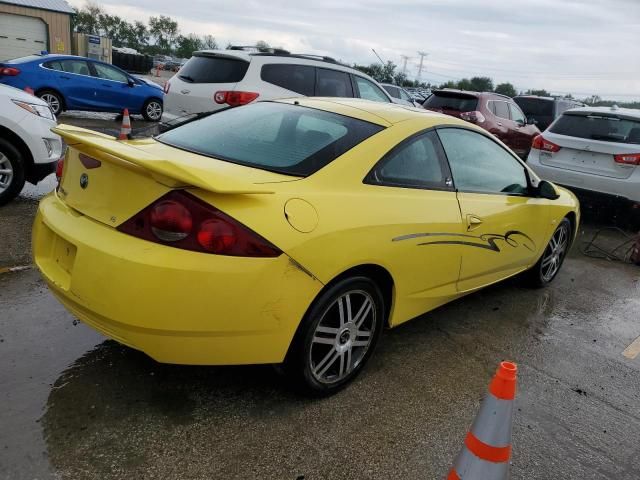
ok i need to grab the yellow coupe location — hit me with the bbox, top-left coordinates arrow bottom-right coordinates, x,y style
33,98 -> 579,394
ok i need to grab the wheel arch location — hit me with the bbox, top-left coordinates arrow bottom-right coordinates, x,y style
34,87 -> 66,111
0,125 -> 34,177
564,211 -> 577,247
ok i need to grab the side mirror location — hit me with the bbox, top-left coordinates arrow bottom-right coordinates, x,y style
526,117 -> 537,125
537,180 -> 560,200
127,78 -> 135,87
516,118 -> 525,127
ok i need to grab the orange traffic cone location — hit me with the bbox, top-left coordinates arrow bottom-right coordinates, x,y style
118,108 -> 131,140
447,361 -> 517,480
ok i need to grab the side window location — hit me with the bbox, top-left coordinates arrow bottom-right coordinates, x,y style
316,68 -> 353,97
354,76 -> 391,103
260,64 -> 315,96
399,89 -> 412,101
92,63 -> 128,83
60,60 -> 91,76
43,61 -> 63,71
490,101 -> 510,119
367,130 -> 448,189
509,103 -> 526,124
437,128 -> 528,195
383,85 -> 400,99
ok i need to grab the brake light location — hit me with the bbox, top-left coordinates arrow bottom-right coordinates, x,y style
163,81 -> 170,94
0,67 -> 20,76
55,157 -> 64,186
614,153 -> 640,165
117,190 -> 281,257
532,134 -> 561,153
214,91 -> 259,107
459,111 -> 485,123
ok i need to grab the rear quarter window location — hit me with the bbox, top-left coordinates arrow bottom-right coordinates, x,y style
178,56 -> 249,83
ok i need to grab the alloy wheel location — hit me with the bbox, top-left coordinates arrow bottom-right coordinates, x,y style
309,290 -> 377,384
41,93 -> 60,114
0,152 -> 14,193
146,101 -> 163,121
541,222 -> 570,282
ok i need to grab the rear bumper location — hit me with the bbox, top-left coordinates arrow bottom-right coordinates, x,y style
33,193 -> 322,365
528,152 -> 640,203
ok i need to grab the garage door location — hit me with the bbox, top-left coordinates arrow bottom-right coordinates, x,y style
0,13 -> 47,61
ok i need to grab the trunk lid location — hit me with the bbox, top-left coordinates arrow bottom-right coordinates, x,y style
53,125 -> 290,227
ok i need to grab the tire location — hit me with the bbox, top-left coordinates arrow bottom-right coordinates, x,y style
37,90 -> 64,116
0,139 -> 26,206
524,217 -> 572,288
284,276 -> 385,396
142,99 -> 163,122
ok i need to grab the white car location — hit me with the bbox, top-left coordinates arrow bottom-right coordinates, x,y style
380,83 -> 421,107
163,48 -> 395,121
0,84 -> 62,205
527,105 -> 640,204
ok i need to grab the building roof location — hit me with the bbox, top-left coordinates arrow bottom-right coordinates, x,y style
0,0 -> 74,14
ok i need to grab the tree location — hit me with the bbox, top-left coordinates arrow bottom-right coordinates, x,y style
495,82 -> 517,97
468,76 -> 494,92
72,2 -> 102,35
149,15 -> 179,54
255,40 -> 270,52
201,35 -> 217,50
526,89 -> 551,97
175,34 -> 203,59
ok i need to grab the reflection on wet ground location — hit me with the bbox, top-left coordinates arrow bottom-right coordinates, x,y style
1,244 -> 639,479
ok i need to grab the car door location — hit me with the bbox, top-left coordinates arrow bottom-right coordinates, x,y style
508,102 -> 537,158
365,129 -> 464,319
353,76 -> 392,103
50,59 -> 97,110
90,61 -> 134,112
436,127 -> 550,292
315,68 -> 354,98
487,100 -> 511,144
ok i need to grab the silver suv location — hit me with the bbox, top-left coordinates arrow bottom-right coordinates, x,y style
163,47 -> 394,121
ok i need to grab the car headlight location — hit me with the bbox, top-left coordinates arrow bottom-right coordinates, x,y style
12,100 -> 55,121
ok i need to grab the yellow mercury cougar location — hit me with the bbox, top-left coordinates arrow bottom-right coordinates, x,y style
33,98 -> 579,395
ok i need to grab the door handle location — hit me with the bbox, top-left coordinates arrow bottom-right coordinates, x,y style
59,75 -> 70,80
497,122 -> 503,126
466,214 -> 483,231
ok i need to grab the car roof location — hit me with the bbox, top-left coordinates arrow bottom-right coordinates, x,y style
562,105 -> 640,119
274,97 -> 466,127
6,54 -> 96,64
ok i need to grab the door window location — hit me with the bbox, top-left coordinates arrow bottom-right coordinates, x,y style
60,60 -> 91,76
43,61 -> 63,71
382,85 -> 400,99
93,63 -> 128,83
316,68 -> 353,97
398,88 -> 413,102
261,64 -> 315,96
354,76 -> 390,103
437,128 -> 528,195
509,103 -> 526,124
367,130 -> 448,189
490,100 -> 510,119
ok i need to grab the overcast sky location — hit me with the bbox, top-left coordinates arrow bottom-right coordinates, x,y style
70,0 -> 640,100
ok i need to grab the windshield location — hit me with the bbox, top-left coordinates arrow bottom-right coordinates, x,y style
423,92 -> 478,111
514,97 -> 554,116
550,113 -> 640,144
157,102 -> 385,176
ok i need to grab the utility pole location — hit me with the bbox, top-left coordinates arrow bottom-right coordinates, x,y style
417,51 -> 428,83
371,48 -> 385,65
400,55 -> 411,75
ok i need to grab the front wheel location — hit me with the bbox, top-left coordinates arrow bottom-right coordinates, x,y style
0,139 -> 26,206
525,217 -> 572,287
38,90 -> 63,116
284,277 -> 385,396
142,99 -> 163,122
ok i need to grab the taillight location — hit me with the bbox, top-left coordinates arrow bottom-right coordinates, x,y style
117,190 -> 281,257
614,153 -> 640,165
163,81 -> 170,94
55,157 -> 64,186
0,67 -> 20,76
213,91 -> 259,107
459,110 -> 485,123
532,134 -> 561,152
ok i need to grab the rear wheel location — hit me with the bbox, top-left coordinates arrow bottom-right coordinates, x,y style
142,99 -> 163,122
284,276 -> 385,396
525,217 -> 572,287
38,90 -> 63,116
0,139 -> 26,206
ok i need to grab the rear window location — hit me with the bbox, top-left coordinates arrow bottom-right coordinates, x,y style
514,98 -> 554,117
156,102 -> 384,176
550,113 -> 640,144
423,92 -> 478,111
260,64 -> 315,96
177,55 -> 249,84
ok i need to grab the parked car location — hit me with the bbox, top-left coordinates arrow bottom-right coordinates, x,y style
527,105 -> 640,206
0,54 -> 164,121
423,89 -> 540,158
514,95 -> 584,131
0,84 -> 62,205
38,98 -> 579,395
163,48 -> 394,120
380,83 -> 420,107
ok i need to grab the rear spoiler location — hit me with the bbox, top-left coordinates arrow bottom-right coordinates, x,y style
52,125 -> 275,195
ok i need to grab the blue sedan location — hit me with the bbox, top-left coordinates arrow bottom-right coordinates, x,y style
0,54 -> 164,121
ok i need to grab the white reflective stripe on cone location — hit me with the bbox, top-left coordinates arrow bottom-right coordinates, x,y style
469,392 -> 514,447
452,445 -> 510,480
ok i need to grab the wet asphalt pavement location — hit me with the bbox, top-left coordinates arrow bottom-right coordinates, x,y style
1,113 -> 640,479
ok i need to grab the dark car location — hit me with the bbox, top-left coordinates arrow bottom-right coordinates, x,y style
0,54 -> 164,121
423,89 -> 540,158
514,95 -> 584,132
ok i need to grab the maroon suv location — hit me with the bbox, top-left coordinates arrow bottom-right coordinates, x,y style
423,89 -> 540,158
